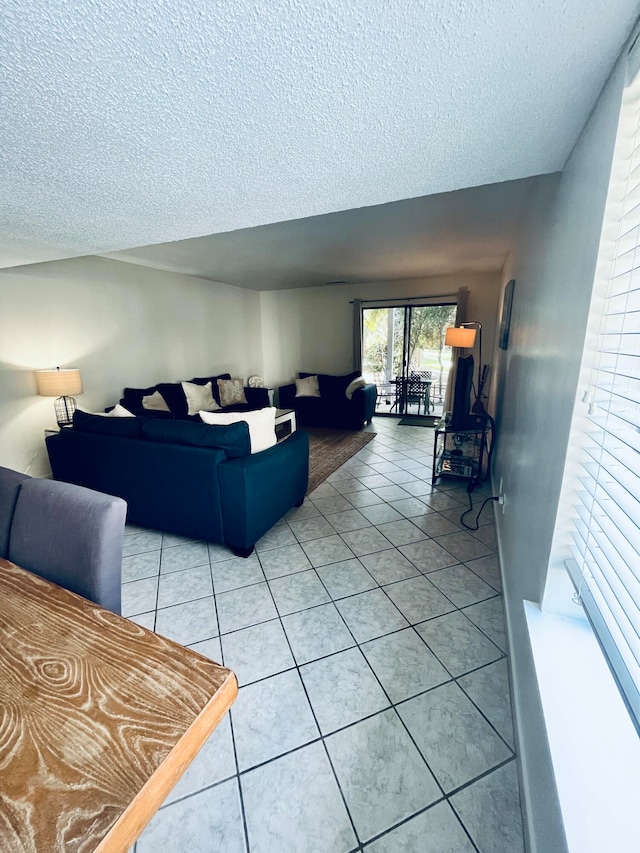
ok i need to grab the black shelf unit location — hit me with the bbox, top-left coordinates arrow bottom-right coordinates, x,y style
432,417 -> 490,486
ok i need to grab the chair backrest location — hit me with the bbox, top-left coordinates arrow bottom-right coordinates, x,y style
407,375 -> 427,396
394,376 -> 406,402
8,478 -> 127,614
0,466 -> 31,559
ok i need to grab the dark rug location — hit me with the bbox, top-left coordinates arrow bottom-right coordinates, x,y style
306,428 -> 376,494
398,416 -> 440,427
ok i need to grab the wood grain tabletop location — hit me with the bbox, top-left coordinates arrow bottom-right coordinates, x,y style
0,557 -> 238,853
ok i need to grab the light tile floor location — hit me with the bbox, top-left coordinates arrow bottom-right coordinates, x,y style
127,417 -> 526,853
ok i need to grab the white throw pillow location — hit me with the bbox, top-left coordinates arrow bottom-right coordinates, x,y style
142,390 -> 170,411
109,404 -> 136,417
295,375 -> 320,397
345,376 -> 366,399
181,381 -> 220,416
200,407 -> 277,454
80,404 -> 135,418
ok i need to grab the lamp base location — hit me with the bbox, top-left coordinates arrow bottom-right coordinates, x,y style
471,397 -> 486,416
55,395 -> 77,427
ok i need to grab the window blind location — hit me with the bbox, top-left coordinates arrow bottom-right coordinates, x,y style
565,60 -> 640,729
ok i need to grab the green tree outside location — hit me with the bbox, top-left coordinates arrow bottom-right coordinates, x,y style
362,304 -> 457,398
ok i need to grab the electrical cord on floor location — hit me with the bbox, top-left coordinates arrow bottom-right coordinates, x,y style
458,413 -> 498,529
460,491 -> 500,531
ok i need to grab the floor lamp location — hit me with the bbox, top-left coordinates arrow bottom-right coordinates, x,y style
444,322 -> 487,415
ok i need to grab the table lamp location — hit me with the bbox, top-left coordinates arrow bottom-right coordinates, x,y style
36,367 -> 83,427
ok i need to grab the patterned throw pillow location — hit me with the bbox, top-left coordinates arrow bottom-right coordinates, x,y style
181,381 -> 220,416
217,378 -> 248,407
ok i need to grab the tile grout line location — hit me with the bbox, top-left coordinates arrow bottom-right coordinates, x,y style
244,562 -> 364,850
208,555 -> 253,853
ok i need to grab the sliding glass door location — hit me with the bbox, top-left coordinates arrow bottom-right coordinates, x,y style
361,302 -> 457,419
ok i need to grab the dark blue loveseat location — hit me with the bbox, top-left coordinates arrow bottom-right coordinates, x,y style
278,371 -> 376,431
46,412 -> 308,557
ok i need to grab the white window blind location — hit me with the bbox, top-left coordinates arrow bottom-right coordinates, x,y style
565,56 -> 640,728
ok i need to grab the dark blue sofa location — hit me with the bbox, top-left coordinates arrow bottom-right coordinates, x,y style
45,412 -> 308,557
278,372 -> 377,431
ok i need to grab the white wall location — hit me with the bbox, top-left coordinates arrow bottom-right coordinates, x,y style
490,47 -> 627,853
0,256 -> 263,475
260,273 -> 502,392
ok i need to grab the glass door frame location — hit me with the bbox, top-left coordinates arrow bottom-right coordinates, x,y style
361,300 -> 457,420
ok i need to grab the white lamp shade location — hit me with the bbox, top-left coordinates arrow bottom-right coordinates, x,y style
445,327 -> 476,348
36,368 -> 83,397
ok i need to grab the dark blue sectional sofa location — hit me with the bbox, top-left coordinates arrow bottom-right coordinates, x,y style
46,412 -> 309,557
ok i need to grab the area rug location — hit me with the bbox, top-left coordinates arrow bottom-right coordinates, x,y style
398,416 -> 440,427
306,428 -> 376,494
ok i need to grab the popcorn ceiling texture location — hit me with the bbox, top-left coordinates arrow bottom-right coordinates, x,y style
1,0 -> 638,267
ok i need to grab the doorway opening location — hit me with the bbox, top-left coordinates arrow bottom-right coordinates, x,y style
362,303 -> 458,419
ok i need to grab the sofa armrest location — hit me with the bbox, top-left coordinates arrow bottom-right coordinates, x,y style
218,430 -> 309,550
278,383 -> 296,409
47,430 -> 227,545
352,383 -> 377,421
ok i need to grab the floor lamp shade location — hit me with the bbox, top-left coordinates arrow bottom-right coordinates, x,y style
36,368 -> 83,427
444,326 -> 476,348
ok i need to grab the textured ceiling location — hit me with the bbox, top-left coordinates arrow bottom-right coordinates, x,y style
2,0 -> 639,269
103,177 -> 538,289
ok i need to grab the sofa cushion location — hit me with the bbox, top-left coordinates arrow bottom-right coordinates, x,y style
217,378 -> 248,407
318,371 -> 361,400
122,385 -> 158,410
73,410 -> 145,438
200,407 -> 277,454
155,382 -> 190,418
122,383 -> 188,418
141,418 -> 251,458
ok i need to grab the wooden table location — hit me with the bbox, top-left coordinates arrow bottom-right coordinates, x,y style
0,558 -> 238,853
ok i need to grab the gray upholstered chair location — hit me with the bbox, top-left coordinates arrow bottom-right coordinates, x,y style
0,466 -> 127,614
0,466 -> 30,559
